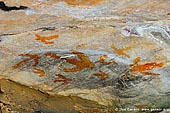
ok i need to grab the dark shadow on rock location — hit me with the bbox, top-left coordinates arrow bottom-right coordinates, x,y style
0,1 -> 28,11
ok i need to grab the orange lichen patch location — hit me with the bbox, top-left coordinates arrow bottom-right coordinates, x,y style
111,44 -> 133,58
12,54 -> 40,69
130,57 -> 163,76
44,52 -> 61,59
63,0 -> 104,6
33,68 -> 45,77
63,51 -> 95,72
93,70 -> 109,80
35,34 -> 59,44
54,74 -> 72,84
99,55 -> 117,65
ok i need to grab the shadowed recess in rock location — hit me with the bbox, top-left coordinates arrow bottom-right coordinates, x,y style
0,1 -> 28,11
0,79 -> 107,113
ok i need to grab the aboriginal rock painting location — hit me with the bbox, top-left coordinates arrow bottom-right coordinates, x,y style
35,34 -> 59,44
11,33 -> 164,89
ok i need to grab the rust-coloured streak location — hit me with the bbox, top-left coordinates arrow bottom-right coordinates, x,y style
63,51 -> 95,72
44,52 -> 61,59
93,70 -> 109,80
130,57 -> 163,76
63,0 -> 104,6
54,74 -> 72,84
12,54 -> 40,69
33,68 -> 45,77
35,34 -> 59,44
99,55 -> 117,65
111,44 -> 133,58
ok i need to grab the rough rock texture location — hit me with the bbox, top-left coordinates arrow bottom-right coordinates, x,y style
0,0 -> 170,112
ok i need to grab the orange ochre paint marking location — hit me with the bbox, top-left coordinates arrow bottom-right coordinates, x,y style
33,68 -> 45,77
44,52 -> 61,59
93,70 -> 109,80
130,57 -> 163,76
111,44 -> 133,58
35,34 -> 59,44
54,74 -> 72,84
12,54 -> 40,69
76,44 -> 88,49
63,0 -> 104,6
99,55 -> 117,64
63,51 -> 95,72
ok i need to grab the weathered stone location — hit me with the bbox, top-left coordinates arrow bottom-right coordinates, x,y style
0,0 -> 170,112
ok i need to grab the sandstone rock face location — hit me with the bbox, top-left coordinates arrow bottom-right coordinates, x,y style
0,0 -> 170,112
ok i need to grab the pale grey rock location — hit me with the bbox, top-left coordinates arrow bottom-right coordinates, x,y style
1,0 -> 170,112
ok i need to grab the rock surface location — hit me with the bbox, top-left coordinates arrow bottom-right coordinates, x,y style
0,0 -> 170,112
